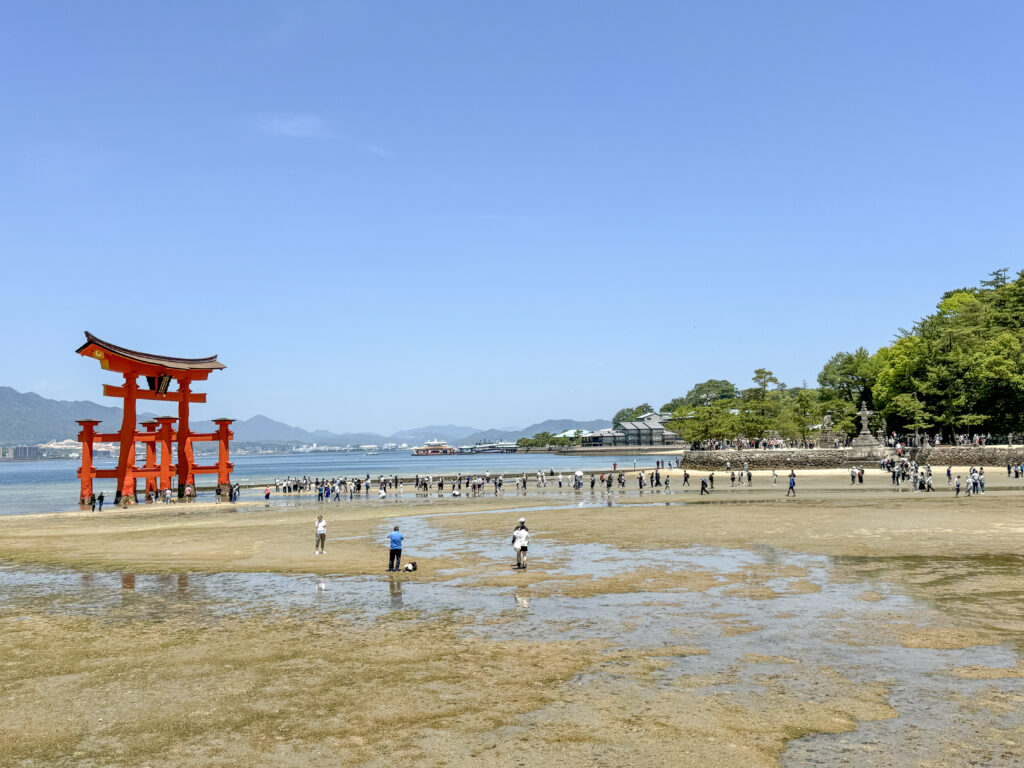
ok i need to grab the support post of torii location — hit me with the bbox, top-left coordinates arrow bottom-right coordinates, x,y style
141,420 -> 158,496
156,416 -> 177,495
114,372 -> 139,501
213,418 -> 235,496
176,378 -> 194,498
76,419 -> 100,504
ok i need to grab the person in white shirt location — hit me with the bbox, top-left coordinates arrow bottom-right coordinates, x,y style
314,515 -> 326,555
511,518 -> 531,570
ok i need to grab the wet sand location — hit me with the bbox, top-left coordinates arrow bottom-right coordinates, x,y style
2,468 -> 1023,766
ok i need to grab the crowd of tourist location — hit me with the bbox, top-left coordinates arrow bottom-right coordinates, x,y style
689,438 -> 815,451
109,451 -> 1024,510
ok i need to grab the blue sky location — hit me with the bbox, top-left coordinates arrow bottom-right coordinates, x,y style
1,2 -> 1021,434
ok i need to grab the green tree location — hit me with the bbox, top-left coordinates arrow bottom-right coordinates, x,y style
668,400 -> 738,445
737,369 -> 782,439
886,393 -> 932,433
663,379 -> 738,411
871,270 -> 1024,439
751,368 -> 779,392
980,267 -> 1009,289
661,396 -> 688,414
612,403 -> 654,428
777,389 -> 824,442
817,347 -> 880,409
522,431 -> 554,448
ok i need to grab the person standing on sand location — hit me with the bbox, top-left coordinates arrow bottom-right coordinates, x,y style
682,470 -> 690,487
512,517 -> 531,569
264,486 -> 270,502
314,515 -> 326,555
388,525 -> 404,572
89,493 -> 96,512
700,477 -> 709,495
786,472 -> 796,497
97,492 -> 104,512
772,469 -> 778,486
708,472 -> 715,490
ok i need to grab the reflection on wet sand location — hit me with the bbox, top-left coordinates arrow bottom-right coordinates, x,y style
836,553 -> 1024,643
3,550 -> 1018,766
4,477 -> 1024,767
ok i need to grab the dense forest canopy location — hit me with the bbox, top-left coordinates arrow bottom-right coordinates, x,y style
608,269 -> 1024,444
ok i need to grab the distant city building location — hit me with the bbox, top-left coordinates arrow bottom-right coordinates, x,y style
582,412 -> 678,448
13,446 -> 42,460
39,439 -> 81,450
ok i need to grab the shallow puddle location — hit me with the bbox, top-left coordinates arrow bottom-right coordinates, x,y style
3,534 -> 1023,766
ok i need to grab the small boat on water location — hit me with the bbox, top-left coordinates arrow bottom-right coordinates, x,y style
412,439 -> 458,456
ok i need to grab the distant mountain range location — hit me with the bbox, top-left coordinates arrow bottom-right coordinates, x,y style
0,387 -> 141,445
0,386 -> 610,447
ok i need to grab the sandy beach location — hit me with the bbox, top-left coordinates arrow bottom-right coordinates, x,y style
2,466 -> 1023,766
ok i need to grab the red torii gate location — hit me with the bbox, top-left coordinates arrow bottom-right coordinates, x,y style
75,332 -> 233,504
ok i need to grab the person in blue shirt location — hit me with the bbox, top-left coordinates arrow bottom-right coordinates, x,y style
388,525 -> 404,572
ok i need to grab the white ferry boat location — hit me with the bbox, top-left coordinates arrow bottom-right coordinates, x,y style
411,439 -> 458,456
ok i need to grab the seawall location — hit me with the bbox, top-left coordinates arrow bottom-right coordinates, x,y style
915,445 -> 1024,467
672,449 -> 862,470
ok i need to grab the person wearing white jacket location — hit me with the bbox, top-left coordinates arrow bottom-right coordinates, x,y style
511,518 -> 531,570
314,515 -> 326,555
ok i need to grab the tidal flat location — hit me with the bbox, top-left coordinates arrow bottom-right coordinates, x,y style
2,468 -> 1023,766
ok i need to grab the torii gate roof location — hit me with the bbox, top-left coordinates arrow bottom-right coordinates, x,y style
76,331 -> 226,378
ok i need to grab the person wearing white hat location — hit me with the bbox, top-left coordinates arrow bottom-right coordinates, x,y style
511,518 -> 531,569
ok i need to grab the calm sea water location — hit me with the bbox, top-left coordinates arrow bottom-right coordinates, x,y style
0,452 -> 652,515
